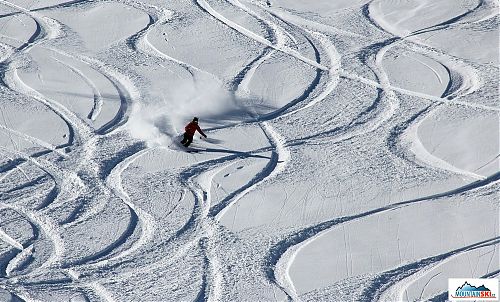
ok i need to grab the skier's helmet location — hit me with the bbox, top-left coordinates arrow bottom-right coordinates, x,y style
193,117 -> 199,122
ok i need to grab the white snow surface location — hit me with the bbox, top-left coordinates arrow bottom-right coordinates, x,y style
0,0 -> 498,301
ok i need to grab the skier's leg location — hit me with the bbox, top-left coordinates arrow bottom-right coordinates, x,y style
180,133 -> 188,144
183,135 -> 193,147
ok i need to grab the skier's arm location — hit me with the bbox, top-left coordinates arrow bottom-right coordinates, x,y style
197,125 -> 207,138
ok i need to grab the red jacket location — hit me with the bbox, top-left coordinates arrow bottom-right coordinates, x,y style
184,121 -> 206,137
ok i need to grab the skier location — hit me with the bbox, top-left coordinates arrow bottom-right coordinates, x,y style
180,117 -> 207,147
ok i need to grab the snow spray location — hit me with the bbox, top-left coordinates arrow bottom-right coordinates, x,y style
127,72 -> 241,147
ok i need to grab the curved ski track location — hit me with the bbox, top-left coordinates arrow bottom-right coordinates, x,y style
0,0 -> 497,301
269,1 -> 499,300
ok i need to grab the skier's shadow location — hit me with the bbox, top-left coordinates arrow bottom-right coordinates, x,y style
200,147 -> 273,160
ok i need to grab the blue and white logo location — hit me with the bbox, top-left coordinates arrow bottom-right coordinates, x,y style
449,279 -> 499,301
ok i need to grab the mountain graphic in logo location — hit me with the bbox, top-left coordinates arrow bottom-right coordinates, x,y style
453,281 -> 497,299
457,282 -> 491,292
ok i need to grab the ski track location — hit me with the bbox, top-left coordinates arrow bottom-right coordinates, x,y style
367,237 -> 500,302
393,102 -> 487,181
0,200 -> 64,279
0,124 -> 68,157
195,0 -> 328,71
0,147 -> 82,269
22,1 -> 242,294
193,3 -> 313,297
8,9 -> 151,237
427,269 -> 500,302
99,147 -> 157,265
0,227 -> 23,250
179,122 -> 288,299
153,1 -> 307,293
269,172 -> 499,302
123,0 -> 222,82
0,0 -> 153,297
6,245 -> 35,277
48,49 -> 139,136
170,2 -> 309,297
371,3 -> 492,180
51,57 -> 104,121
235,21 -> 406,296
190,0 -> 393,295
0,0 -> 497,301
272,1 -> 499,298
262,5 -> 365,39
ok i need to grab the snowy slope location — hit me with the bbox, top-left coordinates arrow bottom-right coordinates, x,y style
0,0 -> 498,301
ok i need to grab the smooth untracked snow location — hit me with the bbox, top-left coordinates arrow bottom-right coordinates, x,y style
0,0 -> 498,301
